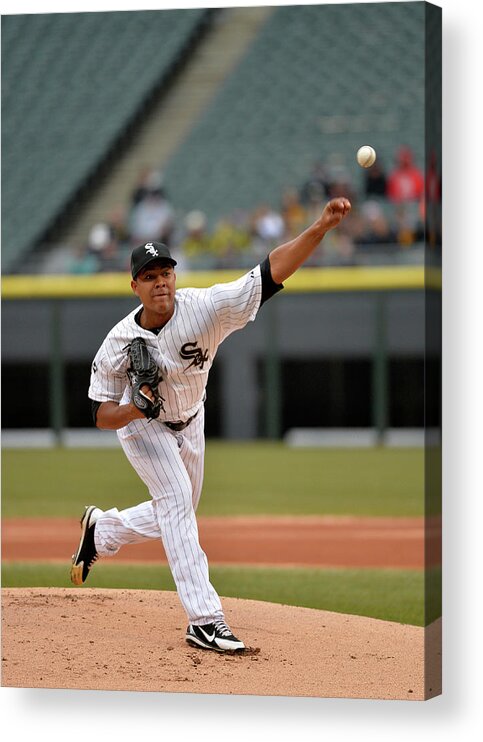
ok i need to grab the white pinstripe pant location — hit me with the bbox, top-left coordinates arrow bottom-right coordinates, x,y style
94,407 -> 224,625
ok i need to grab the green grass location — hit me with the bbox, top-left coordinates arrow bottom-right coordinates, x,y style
1,443 -> 426,518
1,561 -> 440,627
1,445 -> 440,628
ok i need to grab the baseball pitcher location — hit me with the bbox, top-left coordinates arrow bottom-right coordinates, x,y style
71,198 -> 351,652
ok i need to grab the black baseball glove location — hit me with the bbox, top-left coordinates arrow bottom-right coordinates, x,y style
126,337 -> 163,420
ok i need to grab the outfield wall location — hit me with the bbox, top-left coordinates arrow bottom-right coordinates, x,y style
1,267 -> 441,440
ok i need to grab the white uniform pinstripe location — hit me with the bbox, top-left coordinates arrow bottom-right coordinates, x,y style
88,267 -> 263,624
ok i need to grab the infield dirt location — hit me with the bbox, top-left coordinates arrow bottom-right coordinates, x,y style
1,588 -> 441,700
2,515 -> 441,568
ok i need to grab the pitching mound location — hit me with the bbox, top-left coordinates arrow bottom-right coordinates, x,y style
1,588 -> 441,700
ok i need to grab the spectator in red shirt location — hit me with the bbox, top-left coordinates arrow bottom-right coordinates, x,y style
387,146 -> 424,202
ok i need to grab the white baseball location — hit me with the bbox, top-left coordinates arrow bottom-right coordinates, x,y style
357,145 -> 377,168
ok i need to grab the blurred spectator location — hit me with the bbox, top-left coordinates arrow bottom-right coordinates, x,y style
211,216 -> 251,268
393,203 -> 424,247
68,243 -> 100,274
68,222 -> 122,273
320,229 -> 355,266
387,146 -> 424,202
364,160 -> 387,198
326,164 -> 355,202
354,201 -> 397,246
107,205 -> 130,244
425,149 -> 442,250
129,187 -> 174,246
180,210 -> 216,269
87,222 -> 122,272
281,188 -> 308,238
299,161 -> 329,206
252,204 -> 285,245
105,205 -> 131,272
131,167 -> 167,207
426,149 -> 441,204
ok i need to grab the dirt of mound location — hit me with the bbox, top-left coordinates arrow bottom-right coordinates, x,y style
1,588 -> 441,700
2,515 -> 442,568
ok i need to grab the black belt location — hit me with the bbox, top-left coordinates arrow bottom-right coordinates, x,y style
164,410 -> 199,432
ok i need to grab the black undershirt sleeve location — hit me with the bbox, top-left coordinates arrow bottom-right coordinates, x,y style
260,255 -> 284,306
90,399 -> 102,425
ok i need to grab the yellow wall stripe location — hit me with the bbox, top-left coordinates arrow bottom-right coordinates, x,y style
2,266 -> 441,299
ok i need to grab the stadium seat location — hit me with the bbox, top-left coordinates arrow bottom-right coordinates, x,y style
2,8 -> 210,271
162,3 -> 426,226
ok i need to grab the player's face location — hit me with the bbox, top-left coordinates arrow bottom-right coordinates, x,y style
131,262 -> 176,320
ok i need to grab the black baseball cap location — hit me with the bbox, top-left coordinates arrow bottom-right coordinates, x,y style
131,242 -> 177,278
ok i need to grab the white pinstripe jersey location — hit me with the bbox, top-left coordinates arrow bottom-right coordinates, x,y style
88,265 -> 263,423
